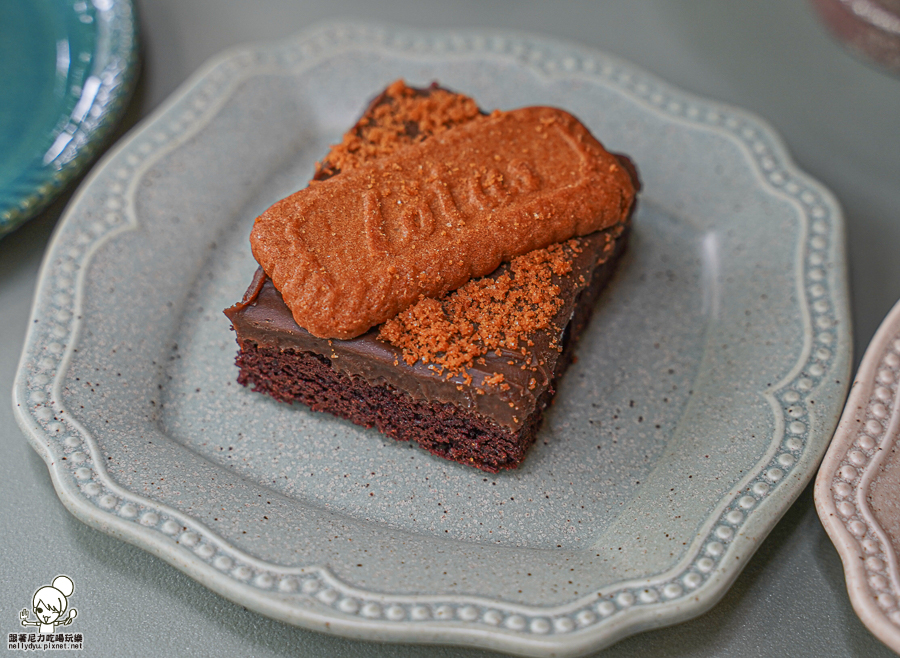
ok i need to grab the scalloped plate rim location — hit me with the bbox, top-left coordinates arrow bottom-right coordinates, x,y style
815,298 -> 900,653
13,21 -> 851,657
0,0 -> 139,238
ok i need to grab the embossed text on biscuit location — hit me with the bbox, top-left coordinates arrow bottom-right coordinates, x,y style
250,106 -> 635,339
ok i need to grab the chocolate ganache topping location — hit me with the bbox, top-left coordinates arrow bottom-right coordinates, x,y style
225,224 -> 627,429
225,81 -> 640,431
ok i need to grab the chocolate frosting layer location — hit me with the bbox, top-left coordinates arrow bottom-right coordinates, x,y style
226,225 -> 627,429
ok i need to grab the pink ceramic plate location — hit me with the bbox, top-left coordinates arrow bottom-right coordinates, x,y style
816,298 -> 900,652
810,0 -> 900,74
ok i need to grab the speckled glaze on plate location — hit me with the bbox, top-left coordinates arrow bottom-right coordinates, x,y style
13,23 -> 851,657
816,299 -> 900,652
0,0 -> 139,238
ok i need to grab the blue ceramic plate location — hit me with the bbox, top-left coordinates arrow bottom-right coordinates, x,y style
13,23 -> 851,657
0,0 -> 138,238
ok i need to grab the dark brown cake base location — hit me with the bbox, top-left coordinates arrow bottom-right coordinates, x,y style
234,340 -> 543,472
226,81 -> 639,472
230,223 -> 628,473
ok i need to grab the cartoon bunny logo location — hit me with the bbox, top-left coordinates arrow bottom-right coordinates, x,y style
19,575 -> 77,634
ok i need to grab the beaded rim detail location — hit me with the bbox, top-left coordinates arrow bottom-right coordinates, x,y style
0,0 -> 139,238
816,299 -> 900,654
14,23 -> 850,657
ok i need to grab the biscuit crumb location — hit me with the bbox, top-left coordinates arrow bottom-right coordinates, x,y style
315,80 -> 481,179
379,240 -> 578,375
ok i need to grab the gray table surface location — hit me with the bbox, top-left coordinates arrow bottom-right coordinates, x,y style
3,0 -> 900,655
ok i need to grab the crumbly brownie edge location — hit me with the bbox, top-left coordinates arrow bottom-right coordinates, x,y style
231,223 -> 630,471
234,339 -> 540,473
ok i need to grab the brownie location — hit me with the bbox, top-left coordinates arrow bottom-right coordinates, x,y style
224,81 -> 638,472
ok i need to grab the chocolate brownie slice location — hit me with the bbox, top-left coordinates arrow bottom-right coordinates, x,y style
224,81 -> 637,472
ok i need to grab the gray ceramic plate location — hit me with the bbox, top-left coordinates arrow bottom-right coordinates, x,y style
13,23 -> 851,657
